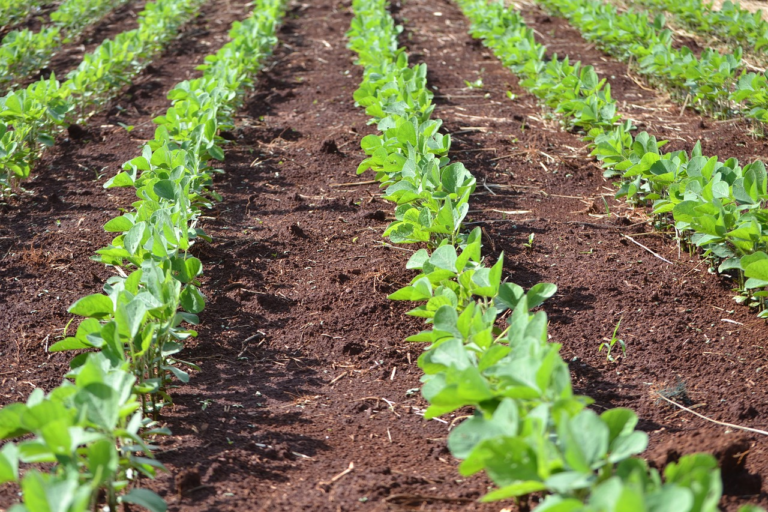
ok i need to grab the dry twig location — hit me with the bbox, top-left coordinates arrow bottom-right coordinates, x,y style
657,393 -> 768,436
623,234 -> 674,265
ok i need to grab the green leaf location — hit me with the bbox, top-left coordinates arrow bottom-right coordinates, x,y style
105,171 -> 135,188
448,399 -> 518,459
39,420 -> 73,455
645,486 -> 694,512
87,439 -> 118,484
153,180 -> 176,200
180,286 -> 205,314
458,436 -> 539,483
0,404 -> 29,439
21,471 -> 71,512
172,257 -> 203,284
120,488 -> 167,512
429,245 -> 458,272
607,431 -> 648,463
495,282 -> 524,312
558,409 -> 609,472
527,283 -> 557,309
124,222 -> 145,256
37,134 -> 55,147
208,145 -> 225,161
406,249 -> 430,270
745,259 -> 768,281
167,365 -> 190,383
68,294 -> 113,319
103,216 -> 133,232
0,443 -> 19,484
600,408 -> 638,442
481,481 -> 547,502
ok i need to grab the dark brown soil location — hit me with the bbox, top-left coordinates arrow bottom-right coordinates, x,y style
1,0 -> 768,510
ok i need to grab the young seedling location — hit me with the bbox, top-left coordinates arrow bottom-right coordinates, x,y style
599,318 -> 626,362
464,77 -> 483,89
523,233 -> 535,249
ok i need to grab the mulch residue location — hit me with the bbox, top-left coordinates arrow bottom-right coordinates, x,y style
2,0 -> 768,510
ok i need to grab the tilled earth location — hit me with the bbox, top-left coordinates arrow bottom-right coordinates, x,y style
1,0 -> 767,510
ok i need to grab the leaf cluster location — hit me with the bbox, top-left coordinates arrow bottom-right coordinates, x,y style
349,6 -> 476,248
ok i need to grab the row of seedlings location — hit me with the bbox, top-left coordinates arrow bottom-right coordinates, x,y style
0,1 -> 285,511
535,0 -> 768,131
0,0 -> 44,33
0,0 -> 132,91
0,0 -> 206,198
629,0 -> 768,63
346,0 -> 744,510
459,0 -> 768,319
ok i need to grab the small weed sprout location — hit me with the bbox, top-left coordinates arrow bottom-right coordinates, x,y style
464,77 -> 483,89
599,318 -> 626,362
523,233 -> 535,249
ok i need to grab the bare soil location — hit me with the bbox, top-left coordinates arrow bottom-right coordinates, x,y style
1,0 -> 768,510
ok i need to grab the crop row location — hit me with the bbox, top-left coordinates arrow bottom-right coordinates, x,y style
0,0 -> 205,198
535,0 -> 768,131
347,0 -> 744,509
631,0 -> 768,62
0,1 -> 284,510
474,0 -> 768,318
0,0 -> 44,32
0,0 -> 132,90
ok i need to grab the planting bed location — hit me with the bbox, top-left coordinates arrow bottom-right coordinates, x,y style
25,0 -> 149,87
1,0 -> 768,509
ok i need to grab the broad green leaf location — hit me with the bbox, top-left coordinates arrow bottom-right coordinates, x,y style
745,259 -> 768,281
68,294 -> 113,319
153,180 -> 176,200
120,488 -> 167,512
180,286 -> 205,314
87,439 -> 118,484
600,408 -> 638,442
0,443 -> 19,483
558,409 -> 609,472
495,282 -> 524,312
429,245 -> 458,272
481,481 -> 547,502
448,399 -> 518,459
406,249 -> 429,269
527,283 -> 557,309
208,145 -> 225,161
103,216 -> 133,233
